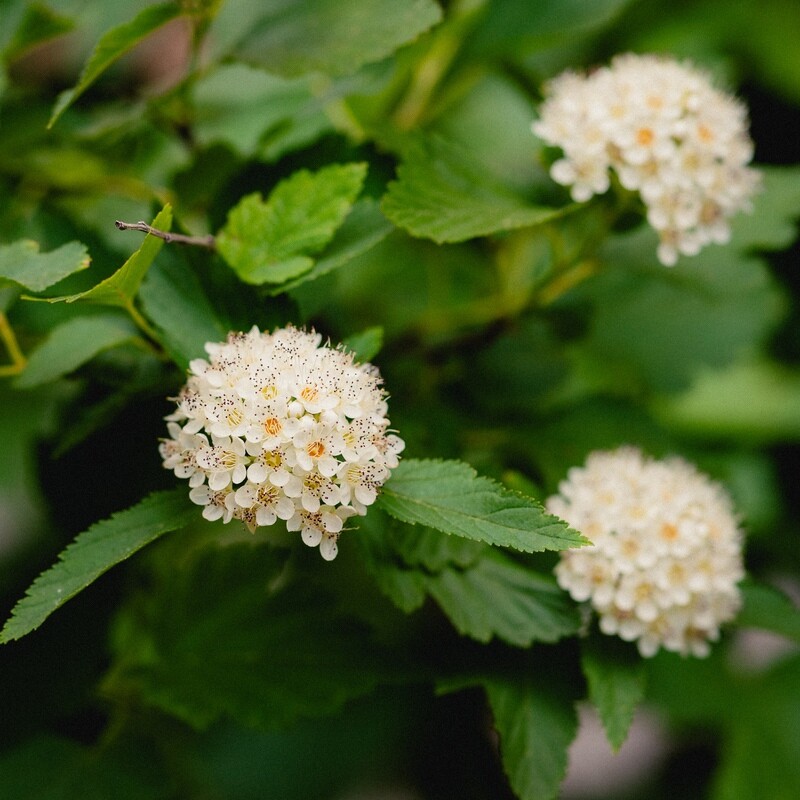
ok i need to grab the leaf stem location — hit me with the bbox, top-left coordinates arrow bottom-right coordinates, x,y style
124,298 -> 163,347
391,0 -> 481,130
0,311 -> 26,375
533,259 -> 600,306
115,219 -> 216,249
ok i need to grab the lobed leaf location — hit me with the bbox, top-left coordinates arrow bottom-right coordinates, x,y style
275,198 -> 393,295
14,314 -> 138,388
423,554 -> 580,646
0,489 -> 196,643
485,678 -> 579,800
379,459 -> 589,553
0,240 -> 90,292
216,163 -> 367,284
377,519 -> 484,572
48,2 -> 182,127
381,136 -> 564,243
357,516 -> 579,644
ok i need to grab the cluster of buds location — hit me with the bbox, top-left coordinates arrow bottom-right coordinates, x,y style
548,447 -> 744,657
532,53 -> 760,265
160,326 -> 404,560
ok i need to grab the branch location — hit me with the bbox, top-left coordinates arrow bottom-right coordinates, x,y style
0,311 -> 26,375
115,220 -> 216,250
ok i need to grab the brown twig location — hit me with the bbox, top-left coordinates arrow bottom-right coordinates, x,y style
115,219 -> 216,250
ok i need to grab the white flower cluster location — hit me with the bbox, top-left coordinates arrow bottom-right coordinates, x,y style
547,447 -> 744,657
532,53 -> 760,266
159,325 -> 404,560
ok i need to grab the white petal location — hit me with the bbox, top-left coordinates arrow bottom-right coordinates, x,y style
319,535 -> 339,561
301,527 -> 322,547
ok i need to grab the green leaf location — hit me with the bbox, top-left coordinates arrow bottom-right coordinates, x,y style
138,254 -> 229,369
14,314 -> 138,389
729,165 -> 800,252
737,580 -> 800,643
213,0 -> 442,78
580,636 -> 646,751
48,2 -> 182,127
423,553 -> 579,646
0,734 -> 170,800
356,512 -> 470,612
469,0 -> 634,57
485,678 -> 579,800
0,490 -> 195,643
191,63 -> 332,161
40,205 -> 172,306
379,459 -> 589,553
3,3 -> 74,63
382,521 -> 484,571
652,359 -> 800,442
645,648 -> 737,725
427,73 -> 544,194
357,514 -> 579,644
0,240 -> 90,292
342,326 -> 384,363
381,136 -> 565,243
276,198 -> 393,294
112,543 -> 395,730
712,655 -> 800,800
216,163 -> 367,284
585,166 -> 800,395
586,228 -> 785,392
736,0 -> 800,106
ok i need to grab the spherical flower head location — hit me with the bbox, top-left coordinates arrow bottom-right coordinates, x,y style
160,325 -> 405,560
547,447 -> 744,658
532,53 -> 760,266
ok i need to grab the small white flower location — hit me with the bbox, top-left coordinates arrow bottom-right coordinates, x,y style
233,482 -> 295,528
188,485 -> 236,523
548,447 -> 744,658
532,53 -> 760,265
195,435 -> 248,490
160,325 -> 404,559
287,504 -> 356,562
337,461 -> 390,513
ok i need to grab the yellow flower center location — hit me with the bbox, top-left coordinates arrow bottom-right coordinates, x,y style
306,440 -> 326,459
300,385 -> 319,404
697,123 -> 715,143
660,523 -> 679,542
264,417 -> 282,436
636,127 -> 655,146
263,449 -> 283,469
257,486 -> 279,504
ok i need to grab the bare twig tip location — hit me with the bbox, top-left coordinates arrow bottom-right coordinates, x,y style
114,218 -> 216,250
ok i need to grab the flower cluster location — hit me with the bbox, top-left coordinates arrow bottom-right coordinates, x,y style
532,53 -> 760,265
547,447 -> 744,657
159,326 -> 404,560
